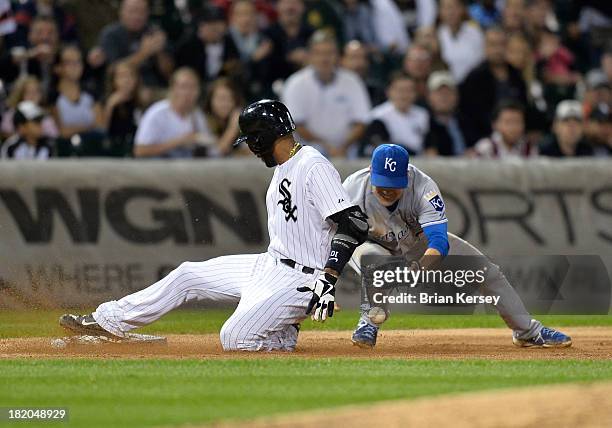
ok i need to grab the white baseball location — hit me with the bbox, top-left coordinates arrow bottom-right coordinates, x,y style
367,306 -> 387,324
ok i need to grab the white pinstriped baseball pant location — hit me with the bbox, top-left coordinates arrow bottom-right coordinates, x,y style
92,253 -> 315,351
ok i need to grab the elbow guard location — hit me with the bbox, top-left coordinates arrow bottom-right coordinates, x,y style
325,206 -> 369,273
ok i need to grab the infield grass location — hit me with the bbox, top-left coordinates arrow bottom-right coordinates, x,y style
2,359 -> 612,428
1,309 -> 611,338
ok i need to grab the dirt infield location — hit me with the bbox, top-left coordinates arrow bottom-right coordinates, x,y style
214,382 -> 612,428
1,327 -> 611,359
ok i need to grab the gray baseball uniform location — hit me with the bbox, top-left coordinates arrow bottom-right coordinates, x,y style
343,166 -> 542,339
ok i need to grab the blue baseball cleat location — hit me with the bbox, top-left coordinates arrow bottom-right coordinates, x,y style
351,319 -> 378,348
513,326 -> 572,348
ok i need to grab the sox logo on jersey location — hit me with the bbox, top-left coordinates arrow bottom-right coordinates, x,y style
278,178 -> 298,222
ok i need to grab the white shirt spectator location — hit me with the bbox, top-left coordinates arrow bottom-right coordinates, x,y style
416,0 -> 437,28
1,135 -> 52,160
135,99 -> 211,158
438,22 -> 485,83
56,92 -> 97,128
282,66 -> 371,150
371,0 -> 410,53
370,101 -> 429,154
474,132 -> 537,159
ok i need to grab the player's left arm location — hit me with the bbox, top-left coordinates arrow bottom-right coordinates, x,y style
297,162 -> 369,321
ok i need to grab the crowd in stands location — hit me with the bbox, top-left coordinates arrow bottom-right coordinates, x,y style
0,0 -> 610,160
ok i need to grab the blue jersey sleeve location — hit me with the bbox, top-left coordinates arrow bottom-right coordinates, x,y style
422,222 -> 449,257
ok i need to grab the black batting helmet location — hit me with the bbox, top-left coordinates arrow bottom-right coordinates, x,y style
234,99 -> 296,155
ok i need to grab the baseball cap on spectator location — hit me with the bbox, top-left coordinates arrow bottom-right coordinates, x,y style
427,71 -> 455,91
586,70 -> 610,89
371,144 -> 410,189
555,100 -> 583,121
13,101 -> 44,127
196,5 -> 226,24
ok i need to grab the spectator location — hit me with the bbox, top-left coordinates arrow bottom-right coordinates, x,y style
263,0 -> 313,89
424,71 -> 467,156
228,0 -> 273,99
228,0 -> 266,62
524,0 -> 553,46
133,67 -> 213,158
585,106 -> 611,157
174,6 -> 240,84
339,0 -> 377,48
0,0 -> 16,45
501,0 -> 525,34
474,100 -> 536,158
459,27 -> 528,145
53,45 -> 103,139
437,0 -> 484,83
414,26 -> 447,72
1,101 -> 52,159
468,0 -> 500,29
583,69 -> 610,117
0,15 -> 59,94
602,48 -> 612,84
506,34 -> 539,102
402,42 -> 434,106
506,33 -> 549,137
282,30 -> 371,157
539,100 -> 593,157
89,0 -> 173,94
1,75 -> 58,139
361,72 -> 429,156
12,0 -> 78,46
104,61 -> 142,156
370,0 -> 410,54
147,0 -> 184,43
340,40 -> 385,105
203,77 -> 245,156
536,27 -> 580,107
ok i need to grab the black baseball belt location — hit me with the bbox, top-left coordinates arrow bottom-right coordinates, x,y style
280,258 -> 315,275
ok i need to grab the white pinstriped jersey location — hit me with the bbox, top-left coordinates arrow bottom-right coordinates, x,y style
343,165 -> 447,255
266,146 -> 353,270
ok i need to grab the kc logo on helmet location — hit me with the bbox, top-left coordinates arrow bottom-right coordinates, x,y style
384,158 -> 397,171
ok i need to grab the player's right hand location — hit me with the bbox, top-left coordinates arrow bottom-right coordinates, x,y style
297,273 -> 337,322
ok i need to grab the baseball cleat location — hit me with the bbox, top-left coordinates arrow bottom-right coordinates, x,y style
513,326 -> 572,348
351,319 -> 378,348
59,314 -> 117,338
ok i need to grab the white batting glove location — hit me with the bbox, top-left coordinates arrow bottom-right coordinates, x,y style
297,273 -> 337,322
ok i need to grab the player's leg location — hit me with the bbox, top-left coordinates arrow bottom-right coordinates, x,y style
448,233 -> 571,347
219,255 -> 312,351
61,253 -> 262,337
348,241 -> 394,348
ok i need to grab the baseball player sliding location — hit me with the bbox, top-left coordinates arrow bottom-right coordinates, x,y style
346,144 -> 572,349
60,100 -> 368,351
